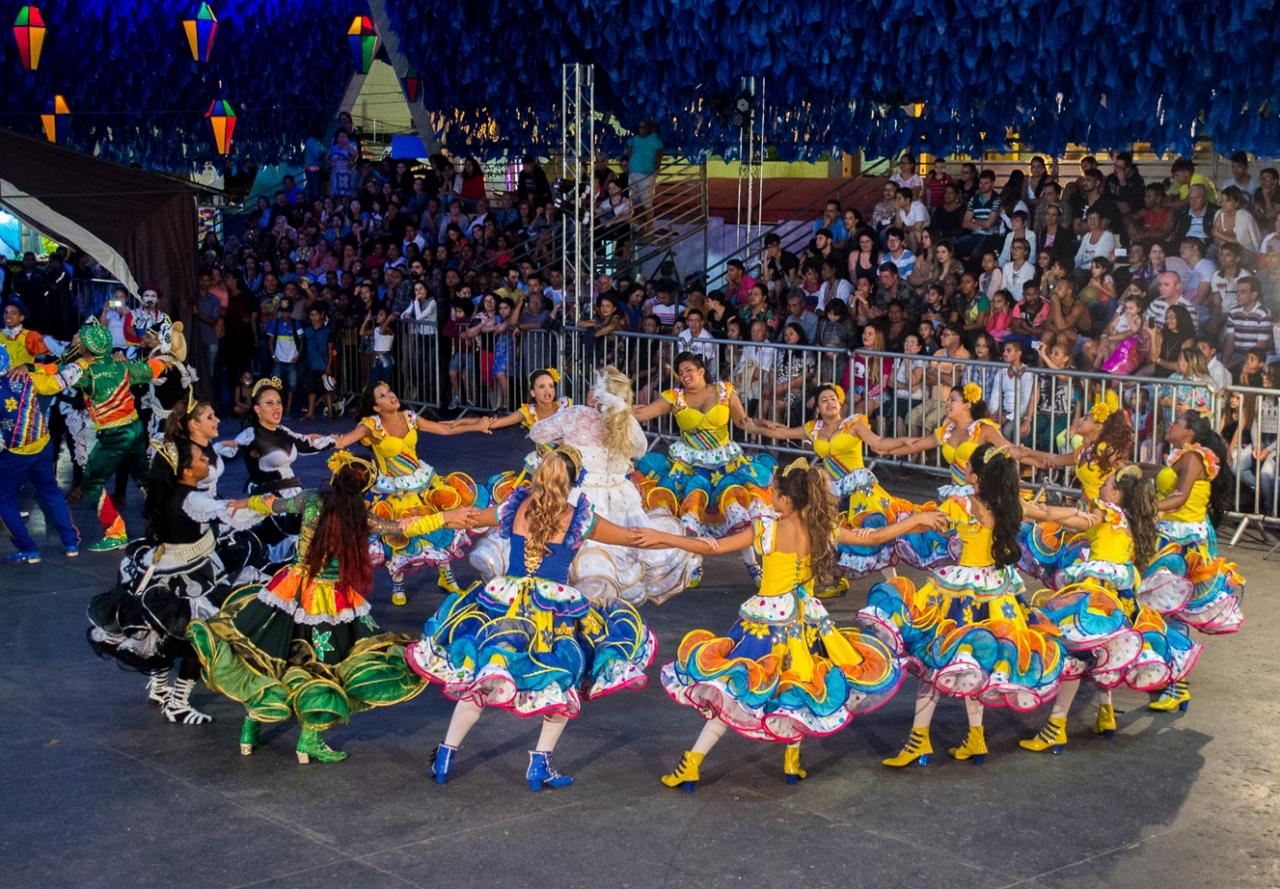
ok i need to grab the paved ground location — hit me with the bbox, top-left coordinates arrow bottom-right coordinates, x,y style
1,425 -> 1277,889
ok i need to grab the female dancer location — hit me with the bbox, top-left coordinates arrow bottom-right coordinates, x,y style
1013,391 -> 1133,584
750,383 -> 945,589
219,377 -> 337,561
469,366 -> 701,605
638,460 -> 948,790
187,453 -> 469,764
88,436 -> 265,724
406,446 -> 658,790
863,443 -> 1094,767
330,381 -> 486,606
633,351 -> 776,578
1143,411 -> 1245,711
1020,466 -> 1202,752
479,367 -> 572,505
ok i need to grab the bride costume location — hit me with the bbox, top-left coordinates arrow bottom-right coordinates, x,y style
470,367 -> 701,606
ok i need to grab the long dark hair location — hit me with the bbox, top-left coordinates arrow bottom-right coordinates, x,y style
969,444 -> 1022,568
1183,411 -> 1233,525
774,463 -> 838,593
144,436 -> 195,537
1114,471 -> 1158,570
247,380 -> 282,429
303,464 -> 374,596
357,380 -> 390,418
164,398 -> 214,441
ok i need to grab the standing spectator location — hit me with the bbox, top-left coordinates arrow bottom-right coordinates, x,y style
1224,276 -> 1272,369
400,279 -> 438,333
327,130 -> 359,197
516,155 -> 552,208
303,128 -> 328,203
626,120 -> 664,226
517,289 -> 555,372
991,340 -> 1037,441
675,307 -> 718,375
267,296 -> 302,416
1105,151 -> 1146,215
922,157 -> 954,208
193,280 -> 224,404
42,249 -> 78,342
361,307 -> 396,387
1218,152 -> 1255,201
300,304 -> 336,421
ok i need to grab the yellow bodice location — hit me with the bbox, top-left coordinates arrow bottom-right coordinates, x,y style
936,418 -> 998,477
664,383 -> 734,449
808,416 -> 866,475
752,515 -> 816,597
1075,457 -> 1113,506
1162,446 -> 1217,524
361,412 -> 421,477
519,397 -> 571,431
943,497 -> 994,568
1089,501 -> 1133,563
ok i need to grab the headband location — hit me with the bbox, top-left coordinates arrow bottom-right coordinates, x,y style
153,439 -> 180,474
962,382 -> 984,405
326,450 -> 377,492
781,456 -> 811,477
1115,464 -> 1143,481
981,444 -> 1012,464
251,377 -> 283,400
555,444 -> 586,486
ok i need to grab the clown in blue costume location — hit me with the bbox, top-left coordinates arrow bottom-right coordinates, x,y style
750,382 -> 947,594
863,443 -> 1091,768
631,459 -> 947,790
1018,465 -> 1201,754
632,350 -> 776,580
406,445 -> 658,791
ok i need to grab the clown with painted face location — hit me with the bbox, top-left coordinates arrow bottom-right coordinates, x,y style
131,289 -> 171,348
13,321 -> 167,551
141,318 -> 198,445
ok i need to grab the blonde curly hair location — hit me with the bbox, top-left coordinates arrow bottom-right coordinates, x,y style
593,364 -> 637,460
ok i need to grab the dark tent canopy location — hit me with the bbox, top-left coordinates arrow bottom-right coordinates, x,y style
0,129 -> 198,325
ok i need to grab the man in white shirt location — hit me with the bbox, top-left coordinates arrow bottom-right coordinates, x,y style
991,340 -> 1037,441
1218,152 -> 1255,203
1000,238 -> 1036,301
1210,242 -> 1246,335
677,308 -> 718,376
895,186 -> 930,252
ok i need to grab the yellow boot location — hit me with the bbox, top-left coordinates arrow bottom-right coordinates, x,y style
661,750 -> 703,793
1092,703 -> 1117,739
438,565 -> 479,596
949,726 -> 989,764
1019,716 -> 1068,754
1148,680 -> 1190,712
816,577 -> 850,599
783,745 -> 807,784
882,727 -> 932,768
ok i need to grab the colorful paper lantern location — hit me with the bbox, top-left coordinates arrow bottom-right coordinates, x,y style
41,94 -> 69,143
182,3 -> 218,63
204,98 -> 237,156
12,5 -> 46,72
401,67 -> 422,103
347,15 -> 379,74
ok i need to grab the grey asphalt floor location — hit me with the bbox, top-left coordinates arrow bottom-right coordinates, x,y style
1,426 -> 1276,889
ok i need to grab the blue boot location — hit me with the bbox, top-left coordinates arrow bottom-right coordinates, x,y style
431,743 -> 457,784
526,750 -> 573,791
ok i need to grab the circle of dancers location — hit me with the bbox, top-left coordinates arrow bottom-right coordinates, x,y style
2,328 -> 1246,788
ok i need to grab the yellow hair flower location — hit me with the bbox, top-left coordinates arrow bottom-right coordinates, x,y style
1089,389 -> 1120,423
326,450 -> 377,491
544,367 -> 561,383
962,382 -> 983,404
830,383 -> 846,404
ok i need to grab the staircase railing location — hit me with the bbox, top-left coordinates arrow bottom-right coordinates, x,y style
595,159 -> 709,284
703,156 -> 893,289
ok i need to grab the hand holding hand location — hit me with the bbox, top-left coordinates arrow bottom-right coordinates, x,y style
914,511 -> 950,533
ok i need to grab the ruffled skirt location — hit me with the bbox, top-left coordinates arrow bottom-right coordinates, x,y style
405,575 -> 656,719
1016,520 -> 1089,589
1141,521 -> 1244,634
1032,559 -> 1201,691
857,566 -> 1064,711
186,566 -> 425,729
834,471 -> 951,576
87,535 -> 229,674
367,469 -> 476,580
633,447 -> 775,538
660,590 -> 904,741
478,449 -> 544,507
469,475 -> 702,606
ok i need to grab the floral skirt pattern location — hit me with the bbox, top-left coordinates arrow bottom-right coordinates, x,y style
857,566 -> 1064,711
660,588 -> 904,742
405,575 -> 656,719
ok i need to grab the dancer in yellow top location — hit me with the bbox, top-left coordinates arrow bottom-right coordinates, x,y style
331,382 -> 489,605
633,351 -> 776,579
477,367 -> 573,505
751,383 -> 947,588
634,459 -> 948,790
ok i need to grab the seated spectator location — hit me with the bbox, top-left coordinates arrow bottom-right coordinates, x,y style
930,182 -> 967,240
814,298 -> 856,383
998,209 -> 1037,266
957,271 -> 990,347
644,279 -> 680,329
675,307 -> 717,373
895,187 -> 931,252
1224,276 -> 1273,369
1129,182 -> 1176,248
883,227 -> 915,278
1027,155 -> 1052,200
812,199 -> 848,244
1213,186 -> 1263,261
1144,271 -> 1190,327
1179,236 -> 1217,326
966,333 -> 1004,411
1149,304 -> 1198,379
1198,337 -> 1234,392
764,323 -> 814,426
840,208 -> 866,248
760,232 -> 799,296
986,289 -> 1018,343
724,258 -> 756,306
1041,279 -> 1091,355
1079,257 -> 1116,307
1007,281 -> 1049,352
703,289 -> 738,339
1105,151 -> 1146,215
873,262 -> 915,316
1037,201 -> 1077,266
1219,152 -> 1256,200
1074,208 -> 1117,278
846,228 -> 882,286
781,290 -> 818,344
741,283 -> 776,334
1254,167 -> 1280,231
1000,237 -> 1036,301
1170,158 -> 1219,208
1086,289 -> 1149,371
955,169 -> 1004,264
1030,340 -> 1077,450
816,257 -> 852,310
922,158 -> 955,208
1174,184 -> 1218,243
888,333 -> 928,432
1162,347 -> 1217,418
1071,169 -> 1123,237
978,249 -> 1004,300
870,182 -> 900,239
1210,243 -> 1247,332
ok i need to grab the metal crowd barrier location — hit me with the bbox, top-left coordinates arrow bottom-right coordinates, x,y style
1224,383 -> 1280,550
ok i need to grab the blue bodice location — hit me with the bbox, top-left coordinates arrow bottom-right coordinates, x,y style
499,488 -> 596,583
